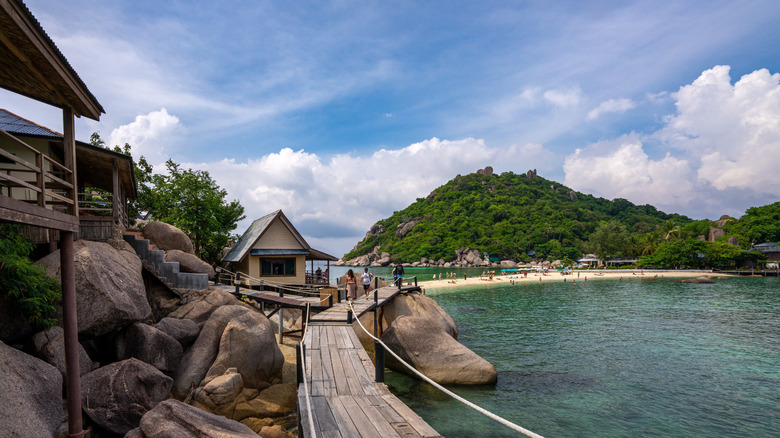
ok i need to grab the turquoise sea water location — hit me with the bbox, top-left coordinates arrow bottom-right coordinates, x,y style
376,275 -> 780,437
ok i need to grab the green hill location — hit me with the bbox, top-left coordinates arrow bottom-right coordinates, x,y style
345,169 -> 691,263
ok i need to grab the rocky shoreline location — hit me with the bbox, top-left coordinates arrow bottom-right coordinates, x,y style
337,246 -> 524,268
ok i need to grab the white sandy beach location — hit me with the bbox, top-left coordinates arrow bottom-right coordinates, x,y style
418,270 -> 732,291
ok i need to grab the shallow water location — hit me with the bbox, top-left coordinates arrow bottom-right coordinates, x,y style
382,276 -> 780,437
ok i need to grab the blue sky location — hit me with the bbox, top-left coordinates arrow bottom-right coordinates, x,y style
4,0 -> 780,257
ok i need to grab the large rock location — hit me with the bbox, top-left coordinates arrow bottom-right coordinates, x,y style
172,305 -> 252,398
168,288 -> 245,328
0,341 -> 64,438
380,292 -> 457,338
382,316 -> 497,385
708,227 -> 726,242
166,249 -> 216,279
233,383 -> 297,420
142,221 -> 194,254
115,322 -> 184,373
155,317 -> 200,347
130,399 -> 257,438
36,240 -> 151,337
81,358 -> 172,435
500,260 -> 517,268
32,326 -> 96,380
203,310 -> 284,390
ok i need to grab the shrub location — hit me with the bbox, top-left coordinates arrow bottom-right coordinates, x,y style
0,225 -> 60,329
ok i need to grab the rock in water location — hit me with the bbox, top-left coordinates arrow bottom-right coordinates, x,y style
382,316 -> 497,385
166,249 -> 216,279
131,399 -> 257,437
0,341 -> 63,437
81,358 -> 172,435
381,292 -> 458,338
36,240 -> 151,337
142,221 -> 194,254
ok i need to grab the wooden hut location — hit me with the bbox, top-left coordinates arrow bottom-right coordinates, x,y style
222,210 -> 338,286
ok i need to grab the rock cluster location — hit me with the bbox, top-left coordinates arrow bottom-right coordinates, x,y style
1,222 -> 296,438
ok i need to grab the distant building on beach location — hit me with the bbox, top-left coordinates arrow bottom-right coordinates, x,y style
222,209 -> 337,286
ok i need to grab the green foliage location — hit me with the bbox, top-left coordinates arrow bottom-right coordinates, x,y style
137,159 -> 245,264
90,132 -> 245,265
0,225 -> 61,329
723,202 -> 780,244
344,172 -> 690,262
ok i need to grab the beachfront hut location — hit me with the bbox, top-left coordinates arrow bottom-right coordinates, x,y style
222,209 -> 338,286
0,109 -> 136,242
753,243 -> 780,263
577,257 -> 600,268
1,1 -> 105,435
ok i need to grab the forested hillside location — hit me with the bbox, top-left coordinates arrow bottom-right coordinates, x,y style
345,169 -> 691,263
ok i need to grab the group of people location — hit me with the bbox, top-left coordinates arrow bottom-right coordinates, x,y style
343,267 -> 374,301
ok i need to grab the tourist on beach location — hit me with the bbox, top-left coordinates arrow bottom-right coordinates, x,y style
362,268 -> 372,298
345,269 -> 357,301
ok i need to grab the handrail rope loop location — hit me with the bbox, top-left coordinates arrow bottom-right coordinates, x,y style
299,303 -> 317,438
347,300 -> 544,438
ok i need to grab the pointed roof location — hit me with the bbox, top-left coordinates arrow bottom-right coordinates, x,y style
222,210 -> 337,263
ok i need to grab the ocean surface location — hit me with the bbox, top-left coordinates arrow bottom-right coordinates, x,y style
333,268 -> 780,437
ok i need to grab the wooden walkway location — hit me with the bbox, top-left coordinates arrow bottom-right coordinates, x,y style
309,285 -> 417,324
298,324 -> 442,438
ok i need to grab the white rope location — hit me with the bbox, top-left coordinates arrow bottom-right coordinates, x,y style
299,303 -> 317,438
348,300 -> 545,438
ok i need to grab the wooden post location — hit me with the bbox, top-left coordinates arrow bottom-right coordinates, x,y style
374,341 -> 385,383
36,152 -> 45,207
235,272 -> 241,295
112,159 -> 119,222
278,308 -> 283,344
62,108 -> 77,215
61,231 -> 84,438
296,344 -> 303,385
374,289 -> 379,337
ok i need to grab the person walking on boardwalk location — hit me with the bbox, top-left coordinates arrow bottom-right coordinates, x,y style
345,269 -> 358,301
393,263 -> 405,287
362,267 -> 373,298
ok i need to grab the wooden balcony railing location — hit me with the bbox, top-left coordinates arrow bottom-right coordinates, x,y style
0,128 -> 74,214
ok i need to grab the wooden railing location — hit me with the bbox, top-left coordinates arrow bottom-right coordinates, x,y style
0,128 -> 74,213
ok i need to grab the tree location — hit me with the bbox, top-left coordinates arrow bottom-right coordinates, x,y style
589,221 -> 630,261
139,159 -> 245,264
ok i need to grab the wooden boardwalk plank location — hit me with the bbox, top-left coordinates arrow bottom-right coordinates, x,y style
300,291 -> 440,438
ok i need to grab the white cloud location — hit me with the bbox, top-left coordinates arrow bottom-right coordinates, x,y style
543,87 -> 582,108
563,135 -> 694,208
184,137 -> 556,257
659,65 -> 780,191
109,109 -> 181,160
565,65 -> 780,219
587,98 -> 636,120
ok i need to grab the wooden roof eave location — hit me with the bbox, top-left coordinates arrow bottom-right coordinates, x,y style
0,0 -> 104,120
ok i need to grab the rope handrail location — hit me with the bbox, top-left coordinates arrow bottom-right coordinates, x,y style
298,303 -> 317,438
347,300 -> 545,438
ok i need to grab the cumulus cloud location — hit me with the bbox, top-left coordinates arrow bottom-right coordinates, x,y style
565,65 -> 780,218
587,98 -> 635,120
563,135 -> 694,208
109,109 -> 182,160
659,65 -> 780,191
184,138 -> 556,257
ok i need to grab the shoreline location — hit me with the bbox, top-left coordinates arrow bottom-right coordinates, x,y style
417,270 -> 733,290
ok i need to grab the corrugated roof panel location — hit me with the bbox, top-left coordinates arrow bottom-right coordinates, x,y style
222,211 -> 280,262
0,109 -> 60,137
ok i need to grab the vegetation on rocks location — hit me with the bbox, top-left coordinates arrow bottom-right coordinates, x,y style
0,225 -> 60,329
345,171 -> 689,263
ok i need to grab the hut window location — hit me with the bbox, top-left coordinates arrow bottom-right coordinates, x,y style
261,258 -> 296,276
